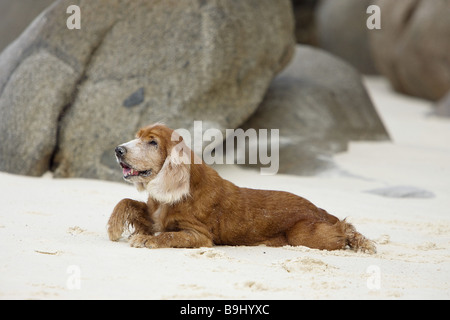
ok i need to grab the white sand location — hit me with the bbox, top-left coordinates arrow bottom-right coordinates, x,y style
1,77 -> 449,300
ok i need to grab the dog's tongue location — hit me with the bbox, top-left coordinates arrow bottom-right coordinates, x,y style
123,167 -> 140,176
123,167 -> 132,176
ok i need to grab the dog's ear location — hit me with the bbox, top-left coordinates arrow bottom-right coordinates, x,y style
146,133 -> 191,204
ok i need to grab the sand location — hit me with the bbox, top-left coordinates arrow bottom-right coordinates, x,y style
0,77 -> 449,299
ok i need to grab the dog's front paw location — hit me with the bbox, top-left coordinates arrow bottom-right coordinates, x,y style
129,234 -> 155,248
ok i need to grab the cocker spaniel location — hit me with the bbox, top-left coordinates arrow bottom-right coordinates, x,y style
107,124 -> 375,253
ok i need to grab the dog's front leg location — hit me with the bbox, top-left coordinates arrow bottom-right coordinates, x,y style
107,198 -> 153,241
129,230 -> 213,248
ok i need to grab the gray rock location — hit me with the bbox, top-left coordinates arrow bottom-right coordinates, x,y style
316,0 -> 378,74
369,0 -> 450,101
365,186 -> 435,199
238,45 -> 389,175
0,0 -> 124,177
0,0 -> 295,180
0,50 -> 75,176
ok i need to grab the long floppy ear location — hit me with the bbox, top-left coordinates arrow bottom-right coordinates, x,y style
146,134 -> 191,204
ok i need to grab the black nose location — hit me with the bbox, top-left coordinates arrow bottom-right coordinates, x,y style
115,146 -> 127,157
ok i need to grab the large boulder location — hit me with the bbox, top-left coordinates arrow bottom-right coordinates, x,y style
369,0 -> 450,101
0,0 -> 295,180
239,45 -> 389,175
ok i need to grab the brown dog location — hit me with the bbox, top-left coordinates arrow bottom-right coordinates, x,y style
107,124 -> 376,253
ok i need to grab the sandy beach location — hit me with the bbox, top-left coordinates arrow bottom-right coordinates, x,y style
0,77 -> 449,299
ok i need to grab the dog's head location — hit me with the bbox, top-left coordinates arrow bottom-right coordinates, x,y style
115,124 -> 191,204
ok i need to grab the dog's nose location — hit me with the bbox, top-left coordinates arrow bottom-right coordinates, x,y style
115,146 -> 127,157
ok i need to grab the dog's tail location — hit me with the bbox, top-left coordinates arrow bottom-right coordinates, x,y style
286,211 -> 376,253
341,219 -> 377,254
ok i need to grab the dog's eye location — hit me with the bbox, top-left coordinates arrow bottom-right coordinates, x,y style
149,140 -> 158,147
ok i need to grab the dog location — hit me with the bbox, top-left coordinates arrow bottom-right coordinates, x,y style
107,124 -> 376,253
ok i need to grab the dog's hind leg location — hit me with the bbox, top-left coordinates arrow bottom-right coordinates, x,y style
107,198 -> 153,241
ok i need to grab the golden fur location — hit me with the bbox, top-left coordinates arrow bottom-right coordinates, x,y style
108,124 -> 376,253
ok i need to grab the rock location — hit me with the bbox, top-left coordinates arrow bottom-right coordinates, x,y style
365,186 -> 435,199
315,0 -> 378,74
0,50 -> 76,176
369,0 -> 450,101
238,45 -> 389,175
0,0 -> 295,180
0,0 -> 124,177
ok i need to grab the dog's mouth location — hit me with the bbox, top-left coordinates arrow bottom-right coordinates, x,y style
119,161 -> 152,179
